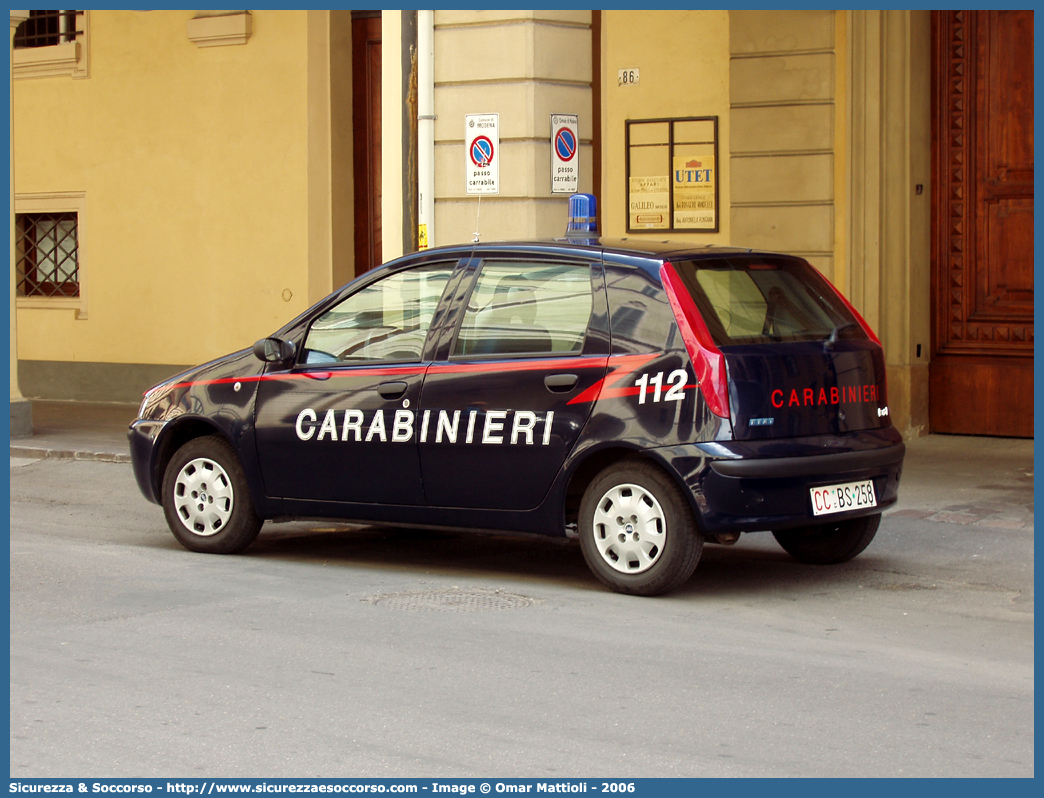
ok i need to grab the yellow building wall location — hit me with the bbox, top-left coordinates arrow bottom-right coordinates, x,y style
600,11 -> 731,243
13,10 -> 314,370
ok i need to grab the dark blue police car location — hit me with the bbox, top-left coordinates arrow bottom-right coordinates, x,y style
129,197 -> 904,596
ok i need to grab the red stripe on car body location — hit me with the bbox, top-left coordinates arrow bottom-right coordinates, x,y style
154,356 -> 606,392
566,353 -> 658,405
427,355 -> 607,376
155,364 -> 429,393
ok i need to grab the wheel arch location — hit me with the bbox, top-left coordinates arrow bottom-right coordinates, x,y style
562,445 -> 704,532
152,417 -> 233,501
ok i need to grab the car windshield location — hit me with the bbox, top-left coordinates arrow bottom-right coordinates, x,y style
672,255 -> 863,346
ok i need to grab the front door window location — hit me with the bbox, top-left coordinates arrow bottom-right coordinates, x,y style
303,265 -> 455,364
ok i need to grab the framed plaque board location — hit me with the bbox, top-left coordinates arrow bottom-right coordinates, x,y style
626,116 -> 719,233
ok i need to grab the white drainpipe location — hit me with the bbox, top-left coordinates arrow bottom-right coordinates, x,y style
417,10 -> 435,248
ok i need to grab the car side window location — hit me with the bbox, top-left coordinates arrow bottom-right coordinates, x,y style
302,264 -> 455,364
453,261 -> 593,357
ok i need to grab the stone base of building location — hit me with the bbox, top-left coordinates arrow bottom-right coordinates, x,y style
10,397 -> 33,438
18,360 -> 192,405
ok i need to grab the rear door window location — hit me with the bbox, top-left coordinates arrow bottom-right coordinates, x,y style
453,260 -> 593,357
674,256 -> 862,346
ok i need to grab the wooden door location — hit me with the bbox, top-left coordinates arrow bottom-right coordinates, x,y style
930,10 -> 1034,437
352,12 -> 382,276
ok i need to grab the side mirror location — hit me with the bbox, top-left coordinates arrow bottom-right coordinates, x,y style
252,337 -> 297,365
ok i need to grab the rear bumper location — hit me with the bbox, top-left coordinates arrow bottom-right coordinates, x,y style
708,440 -> 905,479
658,428 -> 905,534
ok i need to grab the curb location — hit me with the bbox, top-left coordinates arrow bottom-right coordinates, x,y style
10,446 -> 131,464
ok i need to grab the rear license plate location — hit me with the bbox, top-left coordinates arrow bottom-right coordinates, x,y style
810,480 -> 877,516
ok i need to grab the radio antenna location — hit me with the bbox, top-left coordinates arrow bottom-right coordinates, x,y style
472,195 -> 482,243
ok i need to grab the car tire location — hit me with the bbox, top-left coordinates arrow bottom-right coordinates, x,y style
772,513 -> 880,565
161,435 -> 263,554
578,460 -> 702,596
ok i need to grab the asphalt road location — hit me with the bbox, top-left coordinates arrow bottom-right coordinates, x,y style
9,457 -> 1033,778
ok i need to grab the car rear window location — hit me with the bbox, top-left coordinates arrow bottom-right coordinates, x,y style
672,256 -> 864,346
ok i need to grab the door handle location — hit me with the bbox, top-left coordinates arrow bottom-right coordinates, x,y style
378,381 -> 408,400
544,373 -> 578,392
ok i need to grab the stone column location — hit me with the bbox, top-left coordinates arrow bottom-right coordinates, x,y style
431,11 -> 594,244
847,10 -> 932,438
10,10 -> 32,437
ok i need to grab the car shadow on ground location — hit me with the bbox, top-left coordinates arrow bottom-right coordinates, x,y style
154,521 -> 896,599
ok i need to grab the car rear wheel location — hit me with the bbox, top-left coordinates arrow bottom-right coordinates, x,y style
772,513 -> 880,565
161,435 -> 263,554
578,461 -> 702,596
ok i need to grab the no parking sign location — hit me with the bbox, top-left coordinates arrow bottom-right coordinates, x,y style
465,113 -> 499,195
550,114 -> 579,195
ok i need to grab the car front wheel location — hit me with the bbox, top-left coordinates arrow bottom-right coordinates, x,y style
161,435 -> 263,554
578,460 -> 702,596
772,513 -> 880,565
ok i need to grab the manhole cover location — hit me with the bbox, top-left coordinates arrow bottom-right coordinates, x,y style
369,588 -> 535,612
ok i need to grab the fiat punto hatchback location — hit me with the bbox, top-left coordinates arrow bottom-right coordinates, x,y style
130,211 -> 904,595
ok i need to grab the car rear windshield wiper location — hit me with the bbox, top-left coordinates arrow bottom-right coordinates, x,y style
825,322 -> 860,349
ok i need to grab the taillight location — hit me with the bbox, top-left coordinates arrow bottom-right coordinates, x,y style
659,262 -> 730,419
